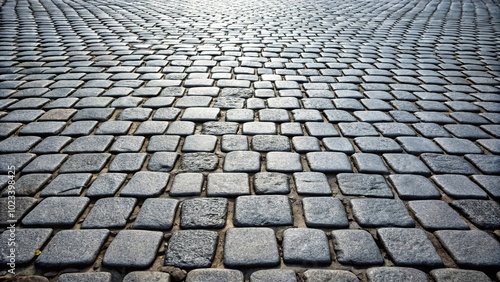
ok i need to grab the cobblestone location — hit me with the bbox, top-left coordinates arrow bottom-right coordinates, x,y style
224,228 -> 280,268
332,230 -> 384,265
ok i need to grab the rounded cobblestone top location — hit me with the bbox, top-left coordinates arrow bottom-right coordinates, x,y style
0,0 -> 499,280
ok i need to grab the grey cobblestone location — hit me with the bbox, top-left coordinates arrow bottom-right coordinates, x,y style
121,171 -> 170,198
338,173 -> 393,197
302,197 -> 348,228
235,195 -> 292,226
332,230 -> 384,265
165,230 -> 218,269
351,198 -> 415,228
283,228 -> 330,265
181,198 -> 228,229
0,228 -> 52,265
224,228 -> 280,268
366,267 -> 428,282
82,197 -> 136,228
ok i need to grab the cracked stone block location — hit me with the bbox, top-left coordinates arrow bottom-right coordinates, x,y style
378,228 -> 443,267
103,230 -> 163,269
120,172 -> 170,198
293,172 -> 331,195
22,197 -> 89,227
332,230 -> 384,265
169,173 -> 203,196
165,230 -> 218,268
36,229 -> 109,268
235,195 -> 292,226
337,173 -> 393,198
181,198 -> 228,229
224,228 -> 280,268
86,173 -> 127,197
40,173 -> 92,196
82,197 -> 136,228
207,173 -> 250,197
351,198 -> 415,228
133,198 -> 178,230
322,137 -> 355,154
0,228 -> 52,265
435,230 -> 500,268
283,228 -> 330,265
180,153 -> 219,172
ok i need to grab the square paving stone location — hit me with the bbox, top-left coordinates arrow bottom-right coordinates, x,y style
180,153 -> 219,172
306,152 -> 352,173
450,200 -> 500,229
354,137 -> 403,153
471,175 -> 500,199
242,122 -> 277,135
465,154 -> 500,175
36,229 -> 109,268
95,121 -> 132,135
165,230 -> 218,268
202,121 -> 239,135
337,173 -> 393,198
22,197 -> 89,227
40,173 -> 92,196
60,121 -> 98,136
169,173 -> 204,196
207,173 -> 250,197
302,197 -> 348,228
0,197 -> 37,226
322,137 -> 355,154
221,135 -> 248,152
280,122 -> 303,136
59,153 -> 110,173
266,152 -> 303,172
182,135 -> 218,152
366,267 -> 428,282
332,230 -> 383,265
283,228 -> 330,265
293,172 -> 332,195
250,269 -> 297,282
234,195 -> 292,226
22,154 -> 67,173
110,136 -> 145,153
254,172 -> 290,194
103,230 -> 163,269
338,122 -> 379,137
123,271 -> 171,282
186,269 -> 243,282
430,268 -> 491,282
431,175 -> 488,199
303,270 -> 359,282
224,228 -> 280,268
444,124 -> 490,139
388,174 -> 441,200
62,135 -> 114,153
292,136 -> 321,152
134,121 -> 169,136
82,197 -> 137,228
120,172 -> 170,198
86,173 -> 127,197
435,230 -> 500,268
58,273 -> 112,282
224,151 -> 260,172
352,153 -> 389,174
133,198 -> 178,230
351,198 -> 415,228
109,153 -> 147,172
0,136 -> 41,153
435,138 -> 483,155
117,108 -> 152,121
181,107 -> 220,121
0,228 -> 52,265
305,122 -> 340,137
252,135 -> 290,152
383,154 -> 431,175
181,198 -> 228,229
147,136 -> 180,152
421,153 -> 477,175
396,137 -> 443,154
378,228 -> 443,267
408,200 -> 468,230
2,173 -> 50,196
166,121 -> 196,136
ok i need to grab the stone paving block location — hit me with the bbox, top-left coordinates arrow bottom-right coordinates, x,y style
378,228 -> 442,267
186,269 -> 244,282
292,136 -> 321,152
293,172 -> 332,195
180,152 -> 218,172
338,173 -> 393,197
396,136 -> 443,154
166,121 -> 196,136
266,152 -> 302,172
182,135 -> 218,153
434,138 -> 483,155
169,173 -> 204,196
472,175 -> 500,199
18,121 -> 66,136
227,109 -> 254,122
22,154 -> 67,173
134,121 -> 169,135
103,230 -> 163,269
450,200 -> 500,229
283,228 -> 330,265
464,154 -> 500,174
374,123 -> 416,137
22,197 -> 89,227
121,172 -> 170,197
366,267 -> 428,282
1,109 -> 45,123
305,122 -> 339,137
409,200 -> 468,230
243,122 -> 277,135
0,197 -> 37,226
2,173 -> 50,196
0,228 -> 52,265
202,121 -> 239,135
224,151 -> 260,172
207,173 -> 250,197
110,136 -> 145,153
72,108 -> 115,121
235,195 -> 292,226
0,122 -> 22,138
63,135 -> 113,153
40,173 -> 92,196
430,268 -> 491,282
306,152 -> 352,173
302,197 -> 348,228
431,174 -> 488,199
435,230 -> 500,268
303,270 -> 359,282
165,230 -> 218,268
444,124 -> 490,139
60,120 -> 98,136
82,197 -> 136,228
182,107 -> 220,121
123,272 -> 171,282
224,228 -> 280,268
58,273 -> 112,282
252,135 -> 290,151
133,198 -> 178,230
250,269 -> 297,282
59,153 -> 110,173
109,153 -> 147,172
221,135 -> 248,152
322,137 -> 355,154
254,172 -> 290,194
117,108 -> 152,121
351,198 -> 415,228
181,198 -> 228,229
388,174 -> 441,199
413,122 -> 451,138
421,153 -> 477,175
86,173 -> 127,197
36,229 -> 109,268
352,153 -> 389,174
383,153 -> 431,175
153,108 -> 181,120
332,230 -> 384,265
0,136 -> 41,153
354,137 -> 402,153
147,135 -> 180,152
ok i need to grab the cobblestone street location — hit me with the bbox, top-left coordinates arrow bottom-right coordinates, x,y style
0,0 -> 499,280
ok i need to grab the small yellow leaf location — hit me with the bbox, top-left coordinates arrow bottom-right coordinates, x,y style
35,249 -> 42,256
